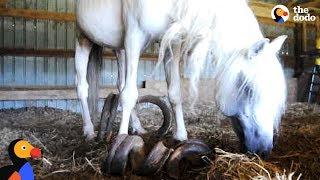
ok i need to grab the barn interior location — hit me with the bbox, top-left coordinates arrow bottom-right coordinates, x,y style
0,0 -> 319,179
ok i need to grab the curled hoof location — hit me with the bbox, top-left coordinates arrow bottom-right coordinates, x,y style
135,141 -> 174,175
98,94 -> 172,142
104,134 -> 145,176
103,135 -> 174,176
97,93 -> 119,142
167,139 -> 211,179
103,137 -> 210,178
137,95 -> 173,137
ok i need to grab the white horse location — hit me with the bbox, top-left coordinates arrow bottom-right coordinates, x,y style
75,0 -> 287,156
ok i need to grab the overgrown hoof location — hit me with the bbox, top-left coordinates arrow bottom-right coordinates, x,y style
167,139 -> 211,179
135,141 -> 173,175
137,95 -> 173,137
102,137 -> 210,178
97,94 -> 173,142
97,93 -> 119,142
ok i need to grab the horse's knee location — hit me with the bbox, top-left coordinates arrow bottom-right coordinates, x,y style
168,87 -> 182,106
77,81 -> 89,100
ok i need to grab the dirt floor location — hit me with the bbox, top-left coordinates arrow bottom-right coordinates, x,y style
0,102 -> 319,179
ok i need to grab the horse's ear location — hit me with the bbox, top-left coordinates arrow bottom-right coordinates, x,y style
247,38 -> 270,59
269,35 -> 287,53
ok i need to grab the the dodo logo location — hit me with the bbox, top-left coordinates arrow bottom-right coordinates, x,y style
0,139 -> 41,180
271,5 -> 289,24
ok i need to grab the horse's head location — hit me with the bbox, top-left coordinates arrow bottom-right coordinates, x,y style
216,35 -> 287,158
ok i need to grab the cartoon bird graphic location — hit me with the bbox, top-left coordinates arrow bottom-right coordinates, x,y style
273,8 -> 288,24
0,139 -> 41,180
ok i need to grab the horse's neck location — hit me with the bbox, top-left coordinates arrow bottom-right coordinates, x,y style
211,1 -> 264,55
171,0 -> 263,52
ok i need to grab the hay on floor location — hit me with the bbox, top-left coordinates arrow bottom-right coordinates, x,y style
0,103 -> 319,179
207,148 -> 301,180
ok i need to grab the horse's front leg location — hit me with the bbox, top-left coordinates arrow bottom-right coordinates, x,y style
119,27 -> 147,136
164,44 -> 188,141
115,50 -> 146,135
104,27 -> 148,174
75,36 -> 94,140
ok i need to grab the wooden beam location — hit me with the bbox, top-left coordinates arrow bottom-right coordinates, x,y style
0,8 -> 75,21
0,0 -> 7,8
0,48 -> 294,65
302,22 -> 308,53
0,79 -> 298,103
0,2 -> 315,26
294,23 -> 303,77
0,85 -> 166,101
0,48 -> 75,58
0,48 -> 159,61
0,86 -> 116,100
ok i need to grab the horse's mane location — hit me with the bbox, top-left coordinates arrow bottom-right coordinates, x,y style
157,0 -> 286,130
157,0 -> 219,99
157,0 -> 261,102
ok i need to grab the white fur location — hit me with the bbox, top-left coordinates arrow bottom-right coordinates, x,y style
76,0 -> 287,142
75,38 -> 95,140
157,0 -> 286,138
115,50 -> 147,134
214,37 -> 287,136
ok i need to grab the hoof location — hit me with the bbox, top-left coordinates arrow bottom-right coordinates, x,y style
84,126 -> 96,141
173,132 -> 188,142
135,141 -> 174,175
98,93 -> 119,142
167,139 -> 211,179
104,135 -> 145,176
103,136 -> 174,176
98,94 -> 172,142
85,133 -> 96,142
103,136 -> 211,178
103,134 -> 127,175
137,95 -> 173,137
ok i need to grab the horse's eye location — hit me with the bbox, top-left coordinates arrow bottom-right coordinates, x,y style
22,146 -> 26,150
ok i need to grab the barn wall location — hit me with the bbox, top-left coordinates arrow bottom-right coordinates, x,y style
0,0 -> 168,112
0,0 -> 315,112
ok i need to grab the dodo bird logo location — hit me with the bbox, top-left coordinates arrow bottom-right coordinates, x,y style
0,139 -> 41,180
271,5 -> 290,24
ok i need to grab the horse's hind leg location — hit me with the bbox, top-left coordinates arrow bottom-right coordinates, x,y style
115,50 -> 146,135
164,44 -> 188,141
75,36 -> 94,140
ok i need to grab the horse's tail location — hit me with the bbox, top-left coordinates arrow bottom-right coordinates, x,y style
87,44 -> 103,123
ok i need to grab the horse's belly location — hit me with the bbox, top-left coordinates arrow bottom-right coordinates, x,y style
138,0 -> 172,38
77,0 -> 123,48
